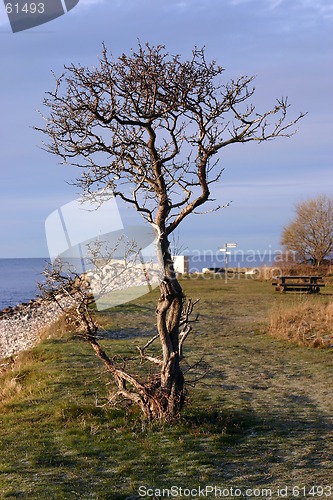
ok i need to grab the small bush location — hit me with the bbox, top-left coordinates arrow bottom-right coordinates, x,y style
269,301 -> 333,348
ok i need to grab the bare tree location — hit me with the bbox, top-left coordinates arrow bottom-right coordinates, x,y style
281,194 -> 333,267
37,43 -> 305,420
39,239 -> 198,421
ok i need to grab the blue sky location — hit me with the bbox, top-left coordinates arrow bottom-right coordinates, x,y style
0,0 -> 332,257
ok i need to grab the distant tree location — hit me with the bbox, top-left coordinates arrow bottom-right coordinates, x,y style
281,195 -> 333,266
38,42 -> 305,421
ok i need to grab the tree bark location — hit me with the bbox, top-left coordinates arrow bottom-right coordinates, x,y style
154,235 -> 186,419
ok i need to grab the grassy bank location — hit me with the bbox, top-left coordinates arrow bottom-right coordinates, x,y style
0,276 -> 332,498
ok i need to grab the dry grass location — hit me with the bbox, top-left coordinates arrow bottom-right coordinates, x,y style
0,314 -> 76,402
269,300 -> 333,348
38,310 -> 79,341
0,373 -> 24,401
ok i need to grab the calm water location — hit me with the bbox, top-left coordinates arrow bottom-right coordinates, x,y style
0,254 -> 276,310
0,258 -> 48,310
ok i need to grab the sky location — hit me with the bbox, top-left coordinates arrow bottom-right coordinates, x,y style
0,0 -> 332,258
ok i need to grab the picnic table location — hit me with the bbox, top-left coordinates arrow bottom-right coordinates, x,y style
272,276 -> 325,293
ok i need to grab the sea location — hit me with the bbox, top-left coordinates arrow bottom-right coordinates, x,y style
0,258 -> 50,310
0,253 -> 279,310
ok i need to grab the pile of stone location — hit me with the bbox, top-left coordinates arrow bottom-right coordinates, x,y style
0,296 -> 72,360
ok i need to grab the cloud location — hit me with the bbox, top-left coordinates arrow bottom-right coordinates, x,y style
79,0 -> 106,5
229,0 -> 333,18
299,0 -> 333,18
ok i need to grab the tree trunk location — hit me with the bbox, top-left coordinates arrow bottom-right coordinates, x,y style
155,236 -> 186,419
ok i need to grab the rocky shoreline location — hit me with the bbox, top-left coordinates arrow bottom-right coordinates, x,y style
0,297 -> 70,360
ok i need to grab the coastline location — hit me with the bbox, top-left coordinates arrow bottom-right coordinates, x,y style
0,254 -> 314,361
0,297 -> 70,361
0,256 -> 281,310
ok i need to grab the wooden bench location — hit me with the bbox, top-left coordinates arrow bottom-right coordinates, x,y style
272,276 -> 325,293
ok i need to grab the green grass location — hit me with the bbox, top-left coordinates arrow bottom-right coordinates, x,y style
0,276 -> 332,499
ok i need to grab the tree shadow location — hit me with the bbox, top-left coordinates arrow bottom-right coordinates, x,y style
181,403 -> 333,484
98,328 -> 156,340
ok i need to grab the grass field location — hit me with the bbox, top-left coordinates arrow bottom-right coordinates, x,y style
0,276 -> 332,499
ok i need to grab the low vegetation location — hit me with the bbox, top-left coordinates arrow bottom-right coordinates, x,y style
269,300 -> 333,348
0,276 -> 332,498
